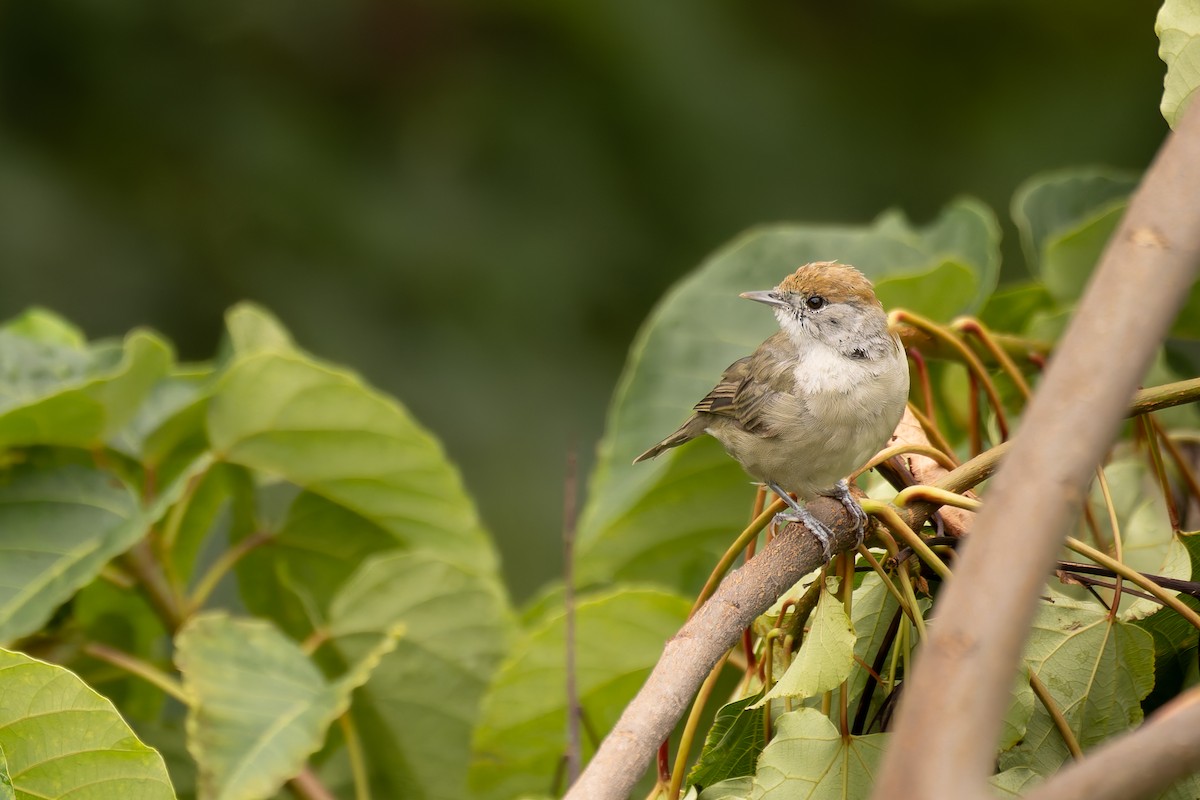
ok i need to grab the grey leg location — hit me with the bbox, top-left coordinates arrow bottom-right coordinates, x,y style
829,478 -> 869,545
766,481 -> 834,561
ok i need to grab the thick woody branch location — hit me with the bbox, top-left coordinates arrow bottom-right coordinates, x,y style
872,98 -> 1200,800
563,498 -> 862,800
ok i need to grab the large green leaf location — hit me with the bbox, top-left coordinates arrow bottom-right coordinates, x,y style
1011,169 -> 1137,279
1158,0 -> 1200,127
742,708 -> 885,799
756,580 -> 854,706
998,600 -> 1155,776
0,648 -> 175,799
687,693 -> 766,790
1011,169 -> 1137,296
326,551 -> 514,800
176,612 -> 399,800
110,369 -> 213,474
468,587 -> 691,800
0,460 -> 147,645
208,306 -> 497,573
0,309 -> 171,449
576,201 -> 999,591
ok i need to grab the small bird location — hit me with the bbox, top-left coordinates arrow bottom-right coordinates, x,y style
634,261 -> 909,558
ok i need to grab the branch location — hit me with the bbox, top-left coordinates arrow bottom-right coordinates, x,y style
563,497 -> 862,800
872,98 -> 1200,800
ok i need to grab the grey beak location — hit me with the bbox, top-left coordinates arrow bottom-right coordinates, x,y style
739,290 -> 790,309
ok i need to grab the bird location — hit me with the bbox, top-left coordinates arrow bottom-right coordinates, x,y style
633,261 -> 910,559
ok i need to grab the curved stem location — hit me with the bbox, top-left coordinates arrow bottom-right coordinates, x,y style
953,317 -> 1033,400
892,309 -> 1009,439
1151,416 -> 1200,503
1141,415 -> 1181,531
906,347 -> 936,420
905,403 -> 961,465
83,642 -> 188,704
854,444 -> 958,479
1029,669 -> 1083,759
1065,536 -> 1200,631
338,713 -> 370,800
862,500 -> 952,582
894,565 -> 927,641
856,545 -> 917,625
894,485 -> 982,512
1094,468 -> 1124,618
187,530 -> 274,614
691,499 -> 785,616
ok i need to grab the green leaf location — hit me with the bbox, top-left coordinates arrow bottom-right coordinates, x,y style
998,600 -> 1155,776
697,777 -> 753,800
990,767 -> 1041,796
222,303 -> 295,356
872,260 -> 978,321
1012,169 -> 1137,305
756,580 -> 854,705
0,460 -> 147,645
2,308 -> 86,348
163,461 -> 256,594
1054,459 -> 1189,621
237,491 -> 397,639
469,587 -> 691,800
0,648 -> 174,799
0,320 -> 172,449
326,551 -> 514,800
208,346 -> 496,571
688,693 -> 766,789
176,612 -> 399,800
577,201 -> 999,592
0,747 -> 10,800
742,708 -> 885,798
978,281 -> 1057,336
1041,203 -> 1125,305
1158,0 -> 1200,127
111,369 -> 213,469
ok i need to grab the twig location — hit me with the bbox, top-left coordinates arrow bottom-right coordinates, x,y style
83,642 -> 187,704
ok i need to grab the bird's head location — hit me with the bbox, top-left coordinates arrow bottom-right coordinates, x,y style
740,261 -> 889,354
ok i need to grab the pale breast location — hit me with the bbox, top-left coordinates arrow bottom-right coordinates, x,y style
708,337 -> 908,499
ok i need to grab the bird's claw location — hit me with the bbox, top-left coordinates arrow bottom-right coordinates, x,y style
772,509 -> 834,562
832,479 -> 869,547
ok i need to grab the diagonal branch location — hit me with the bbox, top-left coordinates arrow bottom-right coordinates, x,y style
871,99 -> 1200,800
562,498 -> 861,800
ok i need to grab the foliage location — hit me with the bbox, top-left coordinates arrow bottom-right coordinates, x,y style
1,6 -> 1199,800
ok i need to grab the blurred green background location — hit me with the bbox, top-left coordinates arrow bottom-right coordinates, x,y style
0,0 -> 1168,600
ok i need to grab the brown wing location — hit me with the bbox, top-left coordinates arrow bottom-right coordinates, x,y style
693,333 -> 796,435
633,333 -> 797,463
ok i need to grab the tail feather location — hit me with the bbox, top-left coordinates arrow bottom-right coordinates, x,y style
633,416 -> 705,464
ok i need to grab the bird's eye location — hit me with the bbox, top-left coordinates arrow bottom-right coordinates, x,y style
806,295 -> 826,310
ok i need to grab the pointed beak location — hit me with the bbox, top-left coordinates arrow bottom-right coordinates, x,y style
739,290 -> 790,310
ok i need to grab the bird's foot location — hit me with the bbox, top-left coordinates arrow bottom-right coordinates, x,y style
771,507 -> 834,562
831,479 -> 869,546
